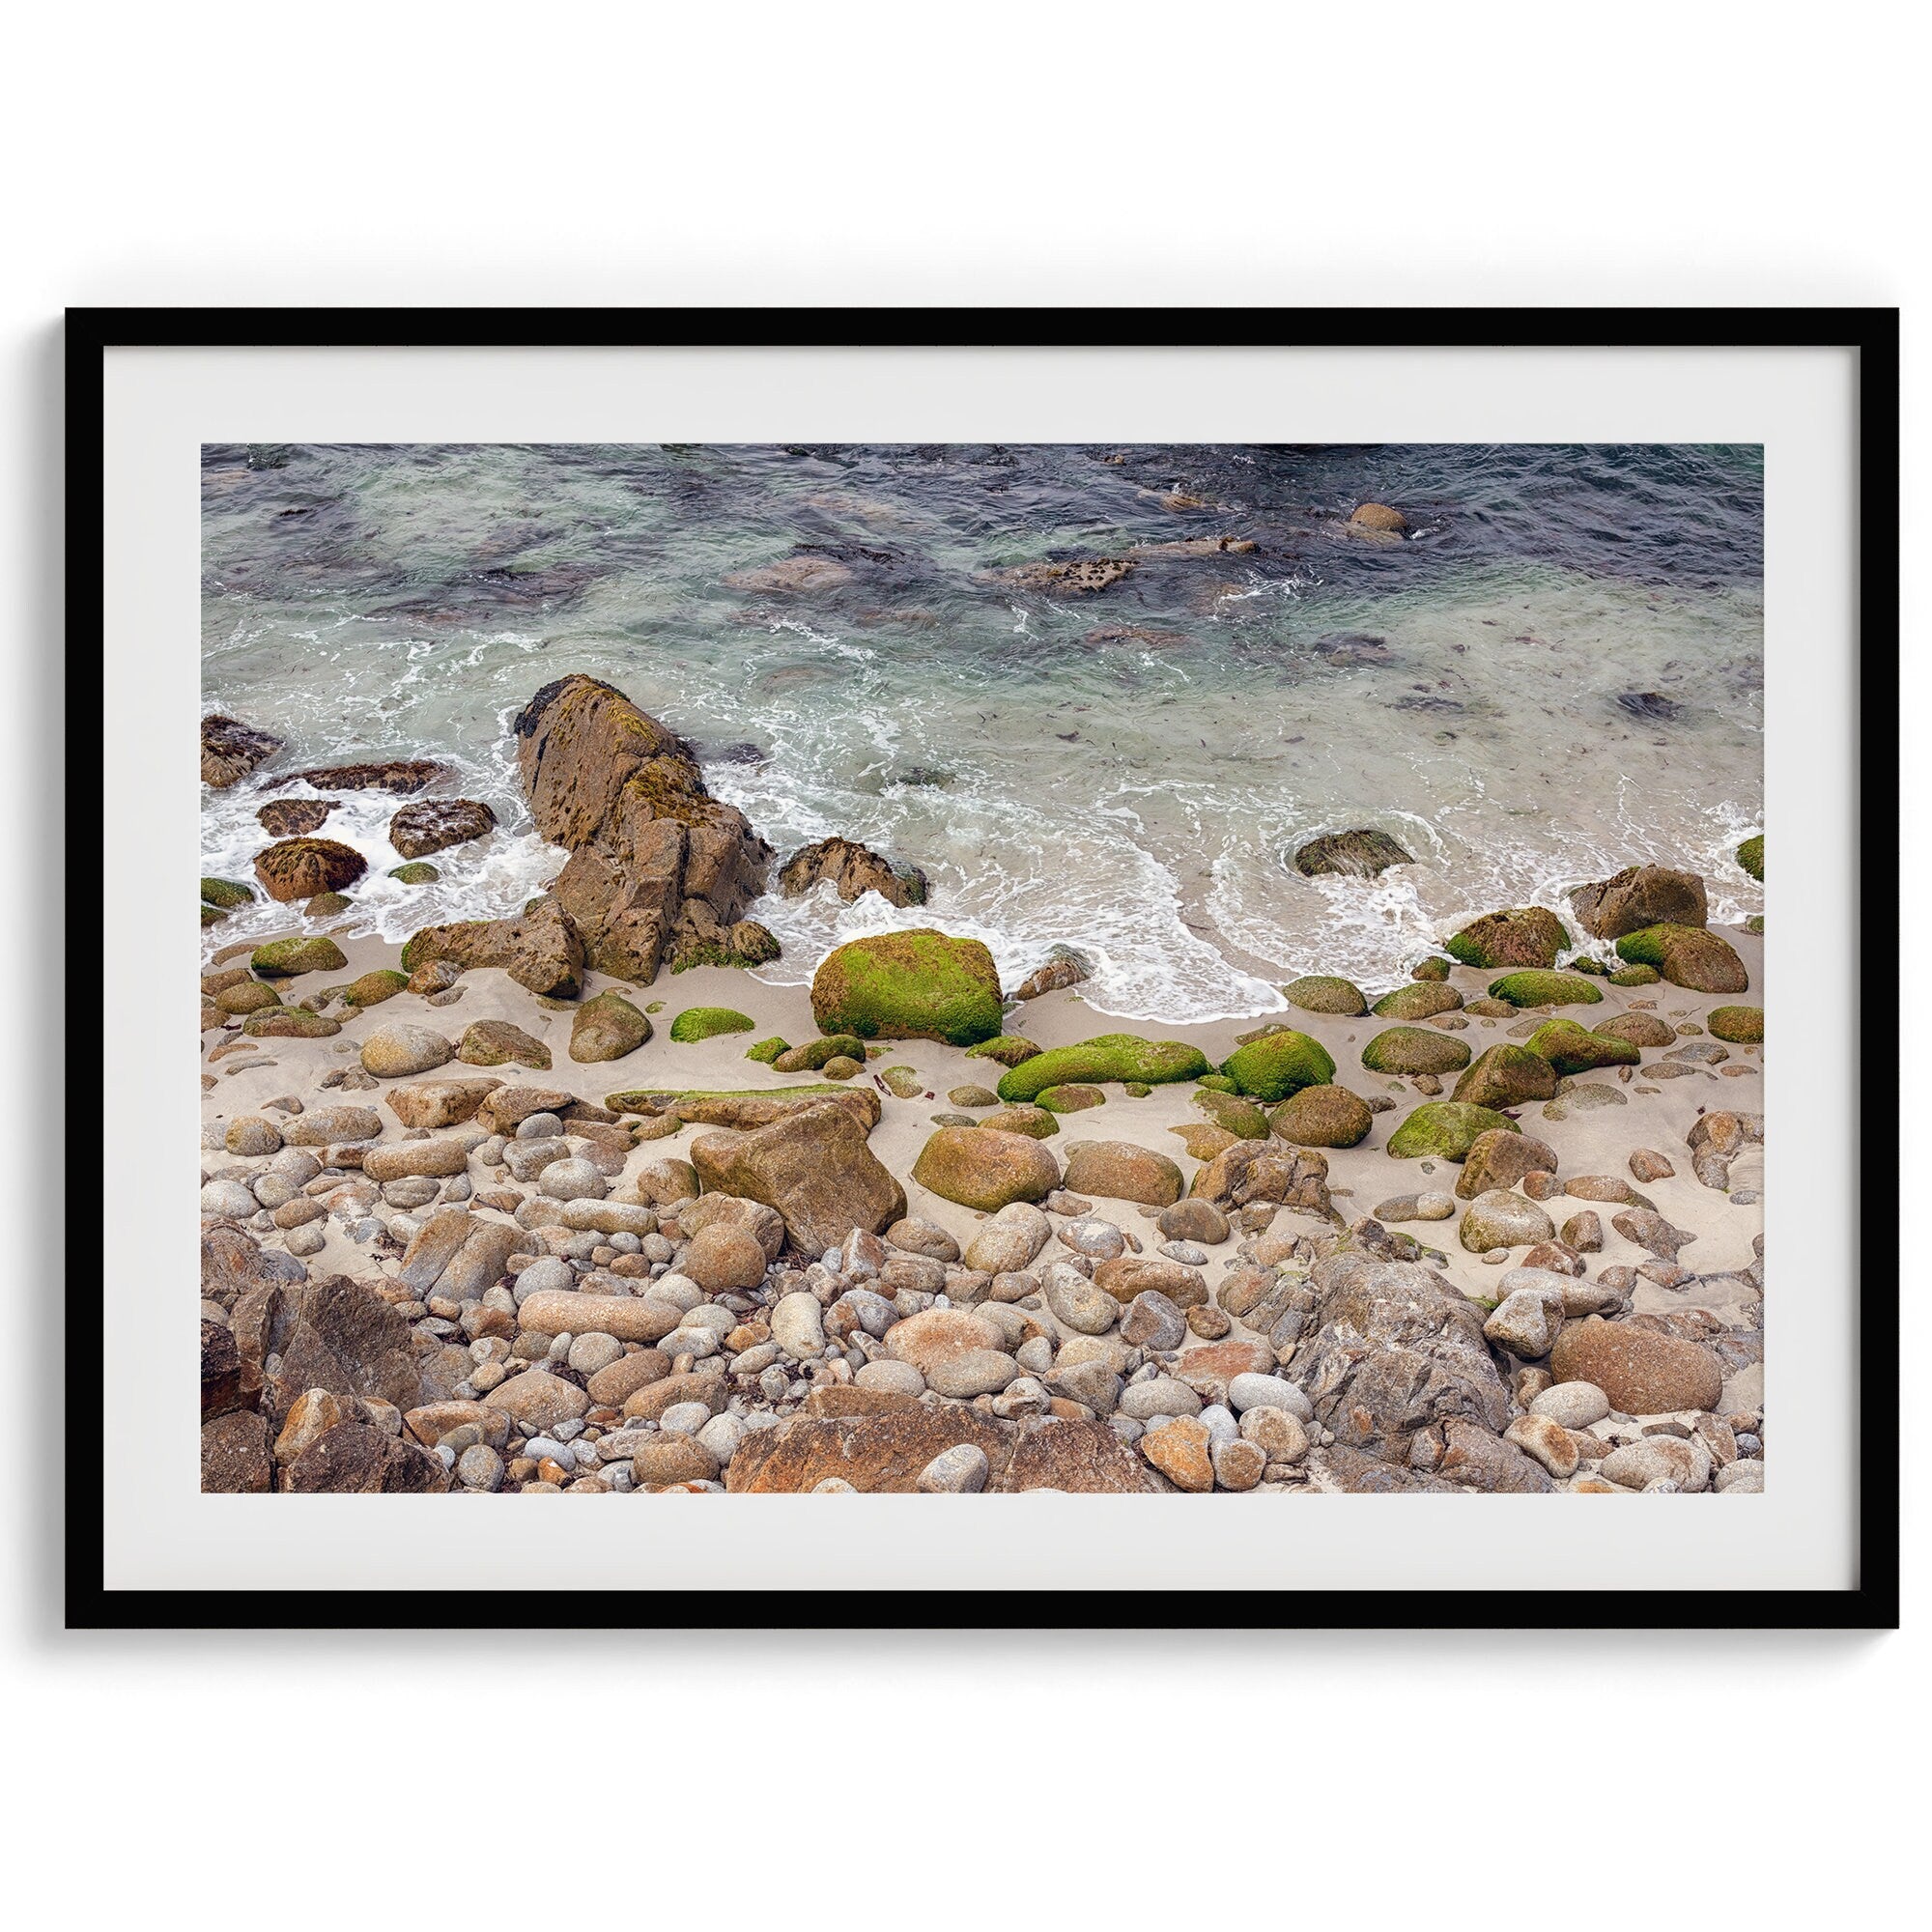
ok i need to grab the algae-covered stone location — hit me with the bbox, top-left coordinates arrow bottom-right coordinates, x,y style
773,1035 -> 867,1073
1037,1083 -> 1104,1114
1452,1042 -> 1558,1109
964,1035 -> 1039,1069
980,1104 -> 1060,1139
821,1056 -> 863,1080
1524,1018 -> 1640,1074
948,1084 -> 999,1108
880,1065 -> 925,1099
1607,963 -> 1660,986
1410,956 -> 1452,981
242,1007 -> 341,1038
996,1035 -> 1210,1103
343,968 -> 410,1009
1061,1141 -> 1185,1207
1614,923 -> 1749,995
251,936 -> 349,978
810,928 -> 1003,1046
1283,975 -> 1367,1016
1370,982 -> 1463,1021
1269,1084 -> 1373,1149
1736,835 -> 1764,882
1385,1101 -> 1518,1161
1487,970 -> 1604,1009
911,1126 -> 1060,1211
1360,1026 -> 1472,1076
201,904 -> 227,926
1293,828 -> 1413,877
1593,1010 -> 1675,1049
1217,1029 -> 1336,1103
668,1007 -> 755,1044
1708,1005 -> 1764,1044
745,1036 -> 789,1065
1195,1073 -> 1238,1094
214,979 -> 281,1015
571,990 -> 652,1063
1193,1088 -> 1271,1140
201,877 -> 254,909
1444,907 -> 1569,970
387,862 -> 440,885
305,892 -> 353,917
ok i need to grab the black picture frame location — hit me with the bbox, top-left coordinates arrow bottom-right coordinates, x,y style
68,306 -> 1900,1633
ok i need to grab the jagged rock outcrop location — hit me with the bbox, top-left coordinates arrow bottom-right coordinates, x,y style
1569,864 -> 1708,941
402,675 -> 778,990
780,836 -> 927,907
202,714 -> 284,787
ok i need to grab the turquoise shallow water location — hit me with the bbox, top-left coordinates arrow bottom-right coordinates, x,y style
201,443 -> 1763,1017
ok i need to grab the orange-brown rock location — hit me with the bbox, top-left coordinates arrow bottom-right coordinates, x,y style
254,837 -> 368,903
402,897 -> 584,1000
689,1101 -> 904,1255
1548,1317 -> 1724,1415
779,835 -> 926,907
202,713 -> 284,787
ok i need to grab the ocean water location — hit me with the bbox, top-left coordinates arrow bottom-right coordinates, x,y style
201,443 -> 1764,1020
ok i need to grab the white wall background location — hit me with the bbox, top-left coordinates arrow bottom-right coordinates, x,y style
2,3 -> 1917,1923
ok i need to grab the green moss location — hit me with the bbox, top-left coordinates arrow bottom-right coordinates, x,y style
201,904 -> 227,926
1607,963 -> 1660,986
1193,1088 -> 1272,1140
1360,1026 -> 1473,1076
1487,970 -> 1604,1009
881,1065 -> 925,1098
387,862 -> 440,885
200,876 -> 254,909
745,1036 -> 789,1064
1122,1081 -> 1152,1097
250,936 -> 349,978
1746,916 -> 1764,935
1282,975 -> 1367,1016
773,1035 -> 868,1072
1385,1101 -> 1519,1160
810,928 -> 1004,1046
980,1104 -> 1059,1138
305,892 -> 353,917
1451,1042 -> 1559,1108
1195,1073 -> 1238,1094
1217,1029 -> 1336,1102
1444,907 -> 1570,969
965,1035 -> 1039,1068
605,1082 -> 849,1114
1371,982 -> 1463,1020
1736,834 -> 1764,882
343,968 -> 410,1008
995,1034 -> 1212,1103
242,1007 -> 341,1038
1525,1018 -> 1641,1073
1410,955 -> 1452,981
1037,1083 -> 1104,1113
1613,923 -> 1694,967
668,1007 -> 756,1043
1708,1005 -> 1764,1044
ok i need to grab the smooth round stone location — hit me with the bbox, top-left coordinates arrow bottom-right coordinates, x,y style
566,1331 -> 624,1375
1015,1334 -> 1056,1376
1716,1459 -> 1765,1492
649,1274 -> 703,1312
524,1435 -> 574,1468
1530,1380 -> 1612,1429
1198,1403 -> 1238,1447
513,1258 -> 575,1302
225,1116 -> 283,1157
659,1401 -> 713,1435
269,1149 -> 324,1184
813,1478 -> 858,1492
285,1223 -> 327,1257
1227,1373 -> 1313,1420
771,1291 -> 827,1358
251,1174 -> 298,1209
518,1113 -> 563,1140
916,1444 -> 990,1493
539,1157 -> 607,1202
1119,1376 -> 1202,1421
696,1412 -> 745,1465
1060,1216 -> 1126,1261
1415,1192 -> 1457,1220
1158,1242 -> 1208,1265
456,1443 -> 504,1491
855,1359 -> 925,1397
200,1179 -> 260,1219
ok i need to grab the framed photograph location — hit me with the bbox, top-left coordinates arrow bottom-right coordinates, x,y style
71,307 -> 1897,1629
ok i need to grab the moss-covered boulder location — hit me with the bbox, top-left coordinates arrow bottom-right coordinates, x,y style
1607,963 -> 1660,987
810,928 -> 1003,1046
1708,1005 -> 1764,1044
387,862 -> 440,885
1037,1083 -> 1104,1114
773,1035 -> 867,1073
306,892 -> 353,917
1194,1088 -> 1271,1140
911,1125 -> 1060,1211
1360,1026 -> 1472,1076
1195,1073 -> 1238,1094
979,1104 -> 1059,1139
1736,835 -> 1764,882
1525,1018 -> 1641,1073
1293,828 -> 1413,877
1385,1101 -> 1518,1160
996,1035 -> 1211,1103
1593,1010 -> 1674,1049
343,968 -> 410,1009
1269,1084 -> 1373,1149
201,877 -> 254,909
571,990 -> 652,1063
1452,1043 -> 1558,1109
1410,956 -> 1452,982
1283,975 -> 1367,1016
1370,982 -> 1464,1021
668,1007 -> 755,1043
745,1036 -> 789,1065
250,936 -> 349,978
1217,1029 -> 1336,1102
1487,970 -> 1604,1009
214,979 -> 281,1015
242,1007 -> 341,1038
1444,907 -> 1569,970
254,837 -> 368,904
964,1035 -> 1039,1069
1614,923 -> 1749,995
201,904 -> 227,926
